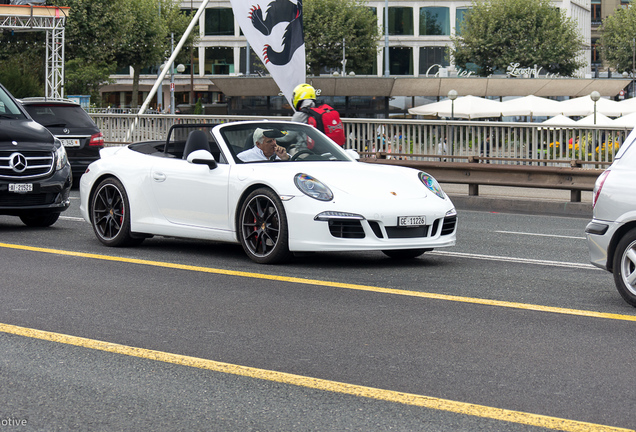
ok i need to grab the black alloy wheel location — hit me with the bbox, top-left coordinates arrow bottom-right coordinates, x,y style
90,177 -> 143,247
238,188 -> 291,264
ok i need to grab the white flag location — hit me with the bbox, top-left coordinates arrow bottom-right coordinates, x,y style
230,0 -> 306,109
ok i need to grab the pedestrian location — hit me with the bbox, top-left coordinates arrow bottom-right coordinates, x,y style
291,83 -> 345,146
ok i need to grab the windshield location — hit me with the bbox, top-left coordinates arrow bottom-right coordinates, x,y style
0,87 -> 26,119
220,122 -> 351,163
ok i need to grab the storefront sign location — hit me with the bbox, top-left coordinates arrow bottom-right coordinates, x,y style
425,64 -> 474,77
506,63 -> 560,78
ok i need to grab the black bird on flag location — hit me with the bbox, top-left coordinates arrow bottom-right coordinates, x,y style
248,0 -> 303,66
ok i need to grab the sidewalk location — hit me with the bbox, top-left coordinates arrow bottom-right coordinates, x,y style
441,184 -> 593,218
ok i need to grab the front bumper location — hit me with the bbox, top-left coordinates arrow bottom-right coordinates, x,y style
285,195 -> 457,252
0,165 -> 72,216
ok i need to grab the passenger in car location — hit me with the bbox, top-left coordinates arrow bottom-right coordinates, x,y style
237,128 -> 289,162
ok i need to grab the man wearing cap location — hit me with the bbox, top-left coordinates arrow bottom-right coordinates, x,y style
238,128 -> 290,162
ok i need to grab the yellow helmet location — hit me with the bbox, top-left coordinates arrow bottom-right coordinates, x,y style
292,83 -> 316,110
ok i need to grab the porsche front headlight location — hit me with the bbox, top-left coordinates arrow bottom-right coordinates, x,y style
54,139 -> 68,171
419,172 -> 445,199
294,173 -> 333,201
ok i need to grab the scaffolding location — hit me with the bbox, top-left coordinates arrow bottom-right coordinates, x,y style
0,5 -> 69,98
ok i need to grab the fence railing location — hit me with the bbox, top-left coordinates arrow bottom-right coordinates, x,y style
89,113 -> 632,169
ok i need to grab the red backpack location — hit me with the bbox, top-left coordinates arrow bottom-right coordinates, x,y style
302,104 -> 345,146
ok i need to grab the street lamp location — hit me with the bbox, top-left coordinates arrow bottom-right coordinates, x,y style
590,90 -> 600,125
448,89 -> 458,158
448,89 -> 458,119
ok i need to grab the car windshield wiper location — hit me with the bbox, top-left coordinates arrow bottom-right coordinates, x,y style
42,122 -> 68,127
0,114 -> 19,119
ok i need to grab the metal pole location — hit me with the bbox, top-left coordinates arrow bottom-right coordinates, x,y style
190,0 -> 194,105
384,0 -> 389,77
246,40 -> 251,75
170,32 -> 175,115
342,38 -> 346,76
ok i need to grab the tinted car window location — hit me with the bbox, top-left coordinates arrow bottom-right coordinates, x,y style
26,105 -> 96,128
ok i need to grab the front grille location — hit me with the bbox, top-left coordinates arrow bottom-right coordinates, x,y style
0,150 -> 54,179
0,192 -> 57,206
328,220 -> 365,238
385,225 -> 430,239
441,215 -> 457,236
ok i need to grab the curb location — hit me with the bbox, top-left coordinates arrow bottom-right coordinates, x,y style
449,194 -> 592,218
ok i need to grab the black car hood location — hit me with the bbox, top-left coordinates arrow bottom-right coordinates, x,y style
0,119 -> 55,149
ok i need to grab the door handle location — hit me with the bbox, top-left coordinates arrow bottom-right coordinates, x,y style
152,172 -> 166,182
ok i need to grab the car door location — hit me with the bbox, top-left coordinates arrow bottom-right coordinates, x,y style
149,156 -> 231,231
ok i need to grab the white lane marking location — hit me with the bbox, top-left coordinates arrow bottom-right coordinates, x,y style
431,250 -> 599,270
495,230 -> 586,240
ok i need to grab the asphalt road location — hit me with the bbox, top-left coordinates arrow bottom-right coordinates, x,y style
0,191 -> 634,432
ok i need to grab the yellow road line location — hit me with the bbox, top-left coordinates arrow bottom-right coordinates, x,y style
2,242 -> 636,323
0,322 -> 631,432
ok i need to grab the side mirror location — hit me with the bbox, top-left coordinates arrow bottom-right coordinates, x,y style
345,149 -> 360,160
187,149 -> 217,169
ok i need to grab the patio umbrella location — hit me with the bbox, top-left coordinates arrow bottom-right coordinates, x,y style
501,95 -> 564,117
617,97 -> 636,115
612,112 -> 636,127
408,95 -> 502,119
575,112 -> 614,126
542,114 -> 577,125
559,95 -> 625,117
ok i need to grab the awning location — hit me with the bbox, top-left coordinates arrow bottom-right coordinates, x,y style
209,76 -> 630,98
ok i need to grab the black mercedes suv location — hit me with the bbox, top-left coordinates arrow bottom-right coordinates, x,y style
0,83 -> 72,227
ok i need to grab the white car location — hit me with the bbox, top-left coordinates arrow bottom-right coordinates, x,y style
586,128 -> 636,306
79,121 -> 457,264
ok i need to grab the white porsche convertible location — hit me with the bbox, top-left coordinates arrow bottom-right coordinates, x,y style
79,121 -> 457,264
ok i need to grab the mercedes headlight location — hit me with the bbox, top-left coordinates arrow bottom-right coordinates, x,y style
294,173 -> 333,201
54,139 -> 68,171
419,172 -> 445,199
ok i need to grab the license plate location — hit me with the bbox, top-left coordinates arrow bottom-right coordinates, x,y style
398,216 -> 426,226
60,138 -> 80,147
9,183 -> 33,193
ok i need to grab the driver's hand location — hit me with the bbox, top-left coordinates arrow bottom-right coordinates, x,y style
275,144 -> 289,161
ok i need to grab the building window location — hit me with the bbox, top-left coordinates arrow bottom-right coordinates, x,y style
621,0 -> 631,8
591,0 -> 601,26
455,8 -> 469,36
205,8 -> 234,36
239,46 -> 266,75
419,46 -> 449,75
387,47 -> 413,75
591,38 -> 601,65
389,7 -> 413,36
204,47 -> 234,74
419,7 -> 450,36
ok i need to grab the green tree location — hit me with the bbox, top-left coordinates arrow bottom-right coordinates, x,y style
0,29 -> 47,96
452,0 -> 585,77
115,0 -> 194,108
304,0 -> 380,76
52,0 -> 128,104
599,6 -> 636,74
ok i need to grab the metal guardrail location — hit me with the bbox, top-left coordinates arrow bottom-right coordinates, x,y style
90,113 -> 621,201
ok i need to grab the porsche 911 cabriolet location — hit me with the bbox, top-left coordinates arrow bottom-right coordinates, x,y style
79,121 -> 457,264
